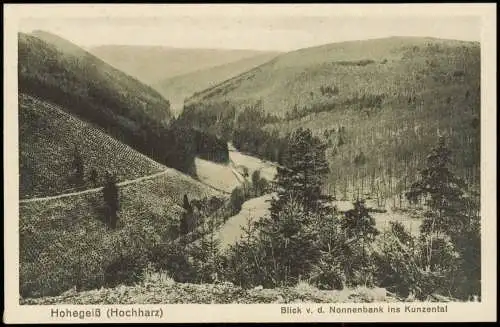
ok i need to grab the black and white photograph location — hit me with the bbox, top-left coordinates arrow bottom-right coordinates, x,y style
3,3 -> 497,323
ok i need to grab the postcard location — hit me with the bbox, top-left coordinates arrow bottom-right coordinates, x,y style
3,3 -> 497,323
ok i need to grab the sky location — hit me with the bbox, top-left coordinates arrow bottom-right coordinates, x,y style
18,5 -> 482,51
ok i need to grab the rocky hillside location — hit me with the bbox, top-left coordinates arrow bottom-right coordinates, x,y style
21,278 -> 402,304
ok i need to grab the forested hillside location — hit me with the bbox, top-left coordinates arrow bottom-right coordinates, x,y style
19,31 -> 230,177
181,37 -> 481,201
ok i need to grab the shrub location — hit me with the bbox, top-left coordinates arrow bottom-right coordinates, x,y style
373,229 -> 426,298
148,242 -> 197,283
230,187 -> 245,214
102,172 -> 119,229
224,197 -> 321,288
103,252 -> 149,288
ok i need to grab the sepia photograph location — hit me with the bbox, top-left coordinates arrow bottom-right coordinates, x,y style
3,3 -> 497,323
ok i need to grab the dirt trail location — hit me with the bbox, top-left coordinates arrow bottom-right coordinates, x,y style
20,167 -> 230,204
19,170 -> 173,204
20,141 -> 274,204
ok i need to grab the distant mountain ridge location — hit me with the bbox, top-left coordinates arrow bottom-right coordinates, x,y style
89,44 -> 279,85
153,52 -> 280,114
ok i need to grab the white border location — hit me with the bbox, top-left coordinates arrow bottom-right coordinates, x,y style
3,3 -> 497,323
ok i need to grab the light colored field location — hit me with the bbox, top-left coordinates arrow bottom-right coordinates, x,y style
216,193 -> 275,250
194,158 -> 241,193
194,144 -> 279,193
229,149 -> 278,182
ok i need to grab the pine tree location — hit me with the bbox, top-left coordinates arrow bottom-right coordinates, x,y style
342,199 -> 379,243
180,194 -> 193,235
339,199 -> 379,287
271,127 -> 332,217
230,187 -> 245,215
72,145 -> 84,187
227,196 -> 321,287
406,137 -> 478,273
251,170 -> 261,195
89,168 -> 99,186
406,137 -> 469,239
103,172 -> 119,229
191,215 -> 221,283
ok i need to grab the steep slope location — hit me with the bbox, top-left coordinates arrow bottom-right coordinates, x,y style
20,169 -> 221,298
153,52 -> 280,114
89,45 -> 274,85
18,96 -> 224,298
20,31 -> 172,123
18,31 -> 203,176
183,37 -> 481,199
19,93 -> 167,198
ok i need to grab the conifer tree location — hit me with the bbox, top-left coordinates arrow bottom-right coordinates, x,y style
406,136 -> 479,285
406,137 -> 470,241
72,145 -> 84,187
103,172 -> 119,229
180,194 -> 193,235
271,127 -> 332,216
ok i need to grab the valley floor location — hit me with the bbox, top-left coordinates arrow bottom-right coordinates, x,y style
213,194 -> 424,251
216,193 -> 274,250
194,143 -> 279,193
